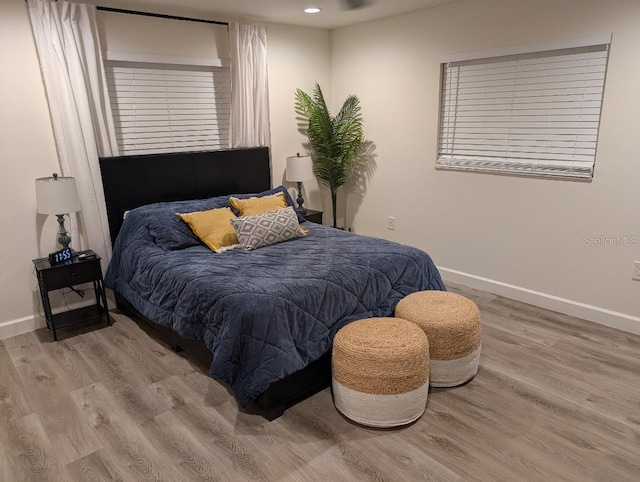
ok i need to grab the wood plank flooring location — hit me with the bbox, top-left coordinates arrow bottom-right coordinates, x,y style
1,283 -> 639,481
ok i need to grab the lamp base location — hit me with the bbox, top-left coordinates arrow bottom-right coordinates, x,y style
56,214 -> 72,249
295,181 -> 307,215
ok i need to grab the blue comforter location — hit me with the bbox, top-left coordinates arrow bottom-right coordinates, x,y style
105,194 -> 445,406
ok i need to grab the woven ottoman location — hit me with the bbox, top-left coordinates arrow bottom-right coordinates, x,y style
396,291 -> 481,387
332,317 -> 429,428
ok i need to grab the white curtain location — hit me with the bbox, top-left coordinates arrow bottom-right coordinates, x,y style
229,23 -> 271,148
28,0 -> 118,265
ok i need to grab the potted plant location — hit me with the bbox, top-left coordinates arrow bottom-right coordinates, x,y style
295,83 -> 364,228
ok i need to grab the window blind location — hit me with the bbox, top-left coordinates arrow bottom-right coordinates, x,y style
437,42 -> 610,179
106,61 -> 231,156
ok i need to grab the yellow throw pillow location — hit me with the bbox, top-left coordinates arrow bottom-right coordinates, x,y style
229,192 -> 289,216
177,207 -> 238,252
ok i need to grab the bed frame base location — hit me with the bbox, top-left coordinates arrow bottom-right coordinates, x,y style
114,294 -> 331,420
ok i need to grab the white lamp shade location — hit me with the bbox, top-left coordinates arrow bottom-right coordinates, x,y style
286,154 -> 314,182
35,175 -> 81,215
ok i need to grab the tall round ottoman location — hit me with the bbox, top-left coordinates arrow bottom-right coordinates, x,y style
396,291 -> 481,387
332,317 -> 429,428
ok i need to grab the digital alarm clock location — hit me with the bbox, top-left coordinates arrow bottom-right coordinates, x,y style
48,247 -> 73,265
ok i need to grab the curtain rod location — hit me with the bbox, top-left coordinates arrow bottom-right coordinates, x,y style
24,1 -> 228,26
96,6 -> 228,26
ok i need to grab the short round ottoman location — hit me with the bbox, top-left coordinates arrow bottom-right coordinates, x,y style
332,317 -> 429,428
395,291 -> 481,387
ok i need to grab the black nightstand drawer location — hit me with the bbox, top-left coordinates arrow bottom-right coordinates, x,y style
40,258 -> 102,290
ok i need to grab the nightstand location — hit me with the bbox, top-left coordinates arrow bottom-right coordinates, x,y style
302,209 -> 323,224
33,250 -> 111,341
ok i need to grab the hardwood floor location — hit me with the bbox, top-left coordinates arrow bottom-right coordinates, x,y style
1,283 -> 639,481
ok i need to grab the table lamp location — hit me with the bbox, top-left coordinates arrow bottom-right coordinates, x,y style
286,153 -> 314,214
35,173 -> 81,249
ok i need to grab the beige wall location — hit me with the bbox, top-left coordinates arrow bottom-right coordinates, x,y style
0,0 -> 60,336
266,23 -> 331,211
0,1 -> 330,338
331,0 -> 640,326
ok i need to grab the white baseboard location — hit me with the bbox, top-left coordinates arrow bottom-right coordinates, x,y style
0,298 -> 114,341
439,267 -> 640,336
0,314 -> 47,341
3,273 -> 638,340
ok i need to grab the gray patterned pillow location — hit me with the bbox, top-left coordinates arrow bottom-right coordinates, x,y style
230,207 -> 305,250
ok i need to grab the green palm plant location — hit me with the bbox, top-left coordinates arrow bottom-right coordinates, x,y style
295,83 -> 364,228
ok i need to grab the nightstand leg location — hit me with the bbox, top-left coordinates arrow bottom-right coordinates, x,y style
37,274 -> 51,331
45,293 -> 58,342
37,273 -> 57,340
97,280 -> 112,326
93,280 -> 100,306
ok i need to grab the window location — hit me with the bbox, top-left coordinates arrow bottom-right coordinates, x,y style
437,35 -> 611,180
106,57 -> 231,156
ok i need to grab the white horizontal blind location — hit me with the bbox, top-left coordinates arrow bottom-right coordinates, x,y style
437,44 -> 609,179
106,61 -> 231,155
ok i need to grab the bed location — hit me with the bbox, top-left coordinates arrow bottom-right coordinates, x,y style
100,147 -> 445,419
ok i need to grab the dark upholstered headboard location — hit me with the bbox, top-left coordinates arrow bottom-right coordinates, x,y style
99,147 -> 271,244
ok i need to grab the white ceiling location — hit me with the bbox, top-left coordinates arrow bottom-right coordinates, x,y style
112,0 -> 458,29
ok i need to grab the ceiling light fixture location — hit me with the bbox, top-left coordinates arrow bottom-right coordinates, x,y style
304,7 -> 322,14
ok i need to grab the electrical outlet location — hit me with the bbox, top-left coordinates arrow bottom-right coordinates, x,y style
633,261 -> 640,281
387,216 -> 396,230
